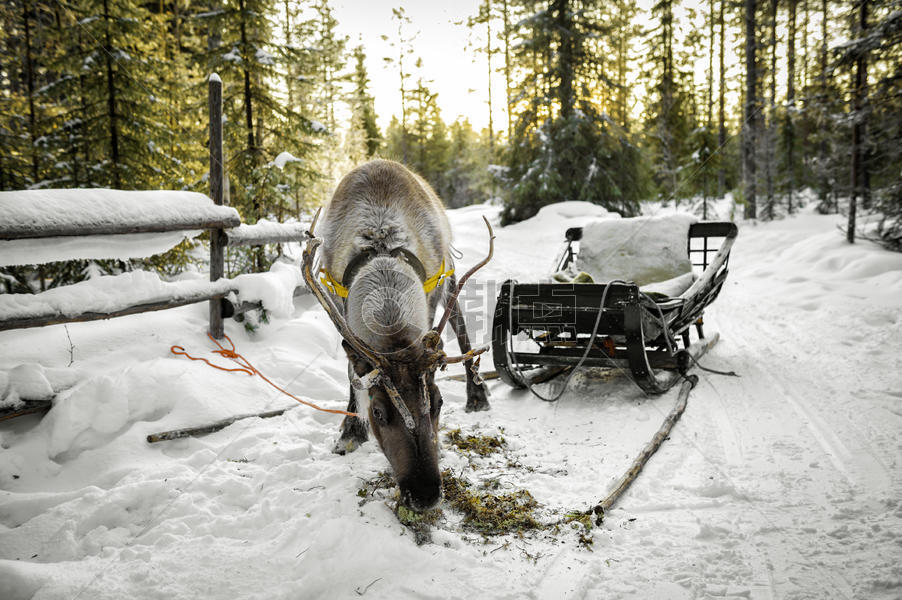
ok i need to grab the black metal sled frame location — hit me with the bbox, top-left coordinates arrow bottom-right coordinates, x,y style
491,221 -> 738,394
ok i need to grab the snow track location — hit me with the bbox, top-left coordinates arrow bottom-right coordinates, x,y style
1,202 -> 900,599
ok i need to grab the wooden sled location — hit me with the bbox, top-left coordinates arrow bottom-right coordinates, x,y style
491,221 -> 738,395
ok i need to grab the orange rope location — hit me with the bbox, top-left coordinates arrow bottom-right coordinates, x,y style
171,333 -> 357,418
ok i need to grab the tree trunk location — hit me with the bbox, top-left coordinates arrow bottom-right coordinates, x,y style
764,0 -> 777,220
284,0 -> 293,126
718,0 -> 727,196
705,0 -> 715,214
786,0 -> 796,212
238,0 -> 262,271
502,0 -> 512,140
849,0 -> 869,244
743,0 -> 758,220
616,3 -> 629,128
554,0 -> 574,120
396,11 -> 408,163
23,2 -> 39,184
658,0 -> 677,201
102,0 -> 121,188
485,0 -> 494,154
820,0 -> 831,211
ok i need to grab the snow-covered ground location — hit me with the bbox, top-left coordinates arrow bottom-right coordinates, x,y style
1,201 -> 900,599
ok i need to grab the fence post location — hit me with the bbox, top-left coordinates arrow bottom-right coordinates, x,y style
208,73 -> 225,339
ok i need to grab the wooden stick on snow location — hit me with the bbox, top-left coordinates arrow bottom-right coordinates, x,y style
146,406 -> 297,443
589,375 -> 698,524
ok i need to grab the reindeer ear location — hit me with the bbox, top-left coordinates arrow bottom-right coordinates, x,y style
342,340 -> 372,377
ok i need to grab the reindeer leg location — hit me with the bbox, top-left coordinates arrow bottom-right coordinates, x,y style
445,281 -> 491,412
332,383 -> 369,455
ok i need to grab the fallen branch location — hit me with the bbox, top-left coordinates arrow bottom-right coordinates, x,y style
0,399 -> 53,422
146,405 -> 297,443
589,375 -> 697,524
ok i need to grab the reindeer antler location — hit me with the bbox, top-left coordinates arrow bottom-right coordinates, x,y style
302,208 -> 417,431
434,215 -> 495,337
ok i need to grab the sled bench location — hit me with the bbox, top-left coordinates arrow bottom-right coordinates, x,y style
492,217 -> 738,394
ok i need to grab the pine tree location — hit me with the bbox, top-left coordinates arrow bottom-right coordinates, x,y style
350,45 -> 381,157
443,119 -> 493,207
834,0 -> 902,248
501,0 -> 643,224
201,0 -> 319,271
383,7 -> 415,163
644,0 -> 694,204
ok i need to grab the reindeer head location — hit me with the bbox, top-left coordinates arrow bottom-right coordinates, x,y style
303,210 -> 493,511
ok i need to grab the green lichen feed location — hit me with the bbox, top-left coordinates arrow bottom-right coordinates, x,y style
445,428 -> 506,457
441,469 -> 542,535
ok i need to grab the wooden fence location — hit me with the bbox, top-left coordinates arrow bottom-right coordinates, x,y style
0,75 -> 307,338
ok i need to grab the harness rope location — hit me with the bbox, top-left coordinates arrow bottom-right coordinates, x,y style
171,333 -> 358,418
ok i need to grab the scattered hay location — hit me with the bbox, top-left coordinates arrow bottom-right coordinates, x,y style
445,428 -> 505,456
357,471 -> 395,500
441,469 -> 542,536
562,511 -> 595,549
356,439 -> 594,549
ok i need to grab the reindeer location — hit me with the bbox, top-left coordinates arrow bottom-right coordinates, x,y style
301,159 -> 493,511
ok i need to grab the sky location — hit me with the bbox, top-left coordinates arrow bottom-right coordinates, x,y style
331,0 -> 508,133
325,1 -> 790,137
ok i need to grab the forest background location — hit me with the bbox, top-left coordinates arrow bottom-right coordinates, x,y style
1,0 -> 900,292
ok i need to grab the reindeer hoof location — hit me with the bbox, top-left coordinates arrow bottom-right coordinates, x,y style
465,399 -> 491,412
465,381 -> 491,412
465,383 -> 491,412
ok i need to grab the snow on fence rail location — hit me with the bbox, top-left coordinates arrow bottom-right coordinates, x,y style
225,220 -> 308,247
0,189 -> 240,240
0,75 -> 308,338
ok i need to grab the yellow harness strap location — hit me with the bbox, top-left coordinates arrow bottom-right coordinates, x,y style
423,260 -> 455,293
319,259 -> 454,298
319,268 -> 349,298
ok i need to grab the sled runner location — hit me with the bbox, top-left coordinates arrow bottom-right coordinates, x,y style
491,217 -> 738,395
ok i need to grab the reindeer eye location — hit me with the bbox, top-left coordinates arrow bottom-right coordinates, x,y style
372,406 -> 388,425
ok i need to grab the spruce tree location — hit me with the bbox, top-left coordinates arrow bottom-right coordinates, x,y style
350,45 -> 382,158
502,0 -> 642,224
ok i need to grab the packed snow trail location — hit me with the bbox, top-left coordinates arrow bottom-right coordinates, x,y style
1,202 -> 900,599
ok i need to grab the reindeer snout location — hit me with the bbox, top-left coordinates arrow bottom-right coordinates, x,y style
399,474 -> 443,512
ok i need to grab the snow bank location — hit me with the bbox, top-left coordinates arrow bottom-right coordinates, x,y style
577,213 -> 697,285
533,200 -> 618,223
234,260 -> 304,318
0,189 -> 239,238
0,364 -> 54,410
0,230 -> 199,267
40,359 -> 223,460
